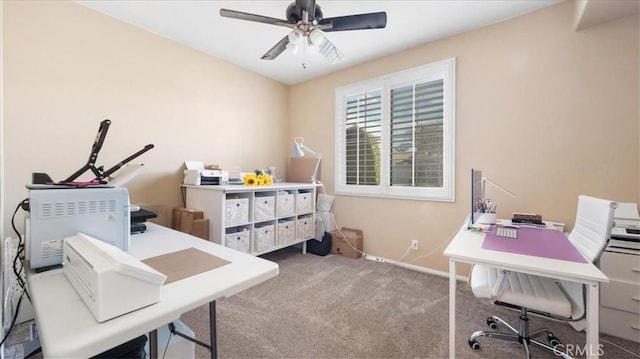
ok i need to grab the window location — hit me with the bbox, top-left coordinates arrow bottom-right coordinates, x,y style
335,58 -> 455,201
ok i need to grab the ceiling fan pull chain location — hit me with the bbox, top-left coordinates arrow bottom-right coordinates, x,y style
302,40 -> 308,69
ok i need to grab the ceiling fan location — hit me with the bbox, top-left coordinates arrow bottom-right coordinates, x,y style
220,0 -> 387,67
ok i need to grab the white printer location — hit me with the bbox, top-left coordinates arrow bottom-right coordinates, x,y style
27,187 -> 131,270
610,202 -> 640,250
182,161 -> 228,186
63,233 -> 166,322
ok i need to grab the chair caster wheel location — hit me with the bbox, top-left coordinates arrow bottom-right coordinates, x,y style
486,318 -> 498,330
548,333 -> 561,347
469,339 -> 481,350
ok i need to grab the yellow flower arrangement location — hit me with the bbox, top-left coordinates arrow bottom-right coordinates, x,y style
243,170 -> 274,186
243,173 -> 257,186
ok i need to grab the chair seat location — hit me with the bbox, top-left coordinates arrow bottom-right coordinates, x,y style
471,265 -> 572,318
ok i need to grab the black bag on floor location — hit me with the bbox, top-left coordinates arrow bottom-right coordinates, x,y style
307,232 -> 332,256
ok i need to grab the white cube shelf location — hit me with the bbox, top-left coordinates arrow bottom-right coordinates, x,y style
185,183 -> 317,256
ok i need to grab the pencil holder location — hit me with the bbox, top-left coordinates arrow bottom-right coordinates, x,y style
477,213 -> 497,225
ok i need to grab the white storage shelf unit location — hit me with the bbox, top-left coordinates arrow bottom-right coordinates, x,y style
185,183 -> 316,255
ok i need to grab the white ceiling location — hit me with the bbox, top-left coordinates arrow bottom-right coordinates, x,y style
76,1 -> 561,85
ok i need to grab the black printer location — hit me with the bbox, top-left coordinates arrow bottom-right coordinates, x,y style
130,207 -> 157,234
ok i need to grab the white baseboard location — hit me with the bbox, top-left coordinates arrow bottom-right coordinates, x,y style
363,254 -> 468,282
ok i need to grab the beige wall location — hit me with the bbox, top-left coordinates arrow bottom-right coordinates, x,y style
290,1 -> 639,274
1,1 -> 638,276
2,1 -> 289,234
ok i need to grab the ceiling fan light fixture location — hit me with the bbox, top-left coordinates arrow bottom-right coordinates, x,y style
308,29 -> 325,48
288,29 -> 304,45
286,42 -> 299,55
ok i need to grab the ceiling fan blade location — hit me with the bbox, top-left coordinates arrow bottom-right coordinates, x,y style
319,12 -> 387,32
317,36 -> 345,64
220,9 -> 294,28
261,36 -> 290,60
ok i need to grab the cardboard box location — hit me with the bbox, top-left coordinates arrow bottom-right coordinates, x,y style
171,207 -> 185,230
172,207 -> 209,240
330,228 -> 363,259
179,210 -> 203,233
172,207 -> 202,230
188,219 -> 209,241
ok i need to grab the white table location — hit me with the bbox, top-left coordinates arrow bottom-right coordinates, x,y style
27,223 -> 279,358
443,222 -> 608,359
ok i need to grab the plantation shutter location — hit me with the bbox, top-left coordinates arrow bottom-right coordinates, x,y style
345,90 -> 382,185
335,58 -> 455,201
390,79 -> 444,188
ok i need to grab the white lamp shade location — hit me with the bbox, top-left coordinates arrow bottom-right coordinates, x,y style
292,142 -> 305,158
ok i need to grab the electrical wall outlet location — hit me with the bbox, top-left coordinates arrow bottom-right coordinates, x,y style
411,240 -> 418,250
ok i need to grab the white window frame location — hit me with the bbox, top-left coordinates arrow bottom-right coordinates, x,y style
334,58 -> 456,201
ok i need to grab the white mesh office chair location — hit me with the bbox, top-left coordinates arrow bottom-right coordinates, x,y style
468,195 -> 616,359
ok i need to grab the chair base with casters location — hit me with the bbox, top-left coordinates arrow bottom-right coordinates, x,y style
468,307 -> 570,359
468,265 -> 579,358
468,265 -> 581,359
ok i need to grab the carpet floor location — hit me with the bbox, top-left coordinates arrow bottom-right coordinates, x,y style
5,247 -> 639,358
180,248 -> 639,359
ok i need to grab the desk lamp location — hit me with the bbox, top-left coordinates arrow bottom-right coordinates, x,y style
292,137 -> 322,183
482,177 -> 518,199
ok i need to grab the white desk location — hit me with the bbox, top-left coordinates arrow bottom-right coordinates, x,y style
444,223 -> 608,359
27,223 -> 279,358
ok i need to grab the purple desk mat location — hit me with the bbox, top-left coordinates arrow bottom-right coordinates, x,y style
482,226 -> 588,263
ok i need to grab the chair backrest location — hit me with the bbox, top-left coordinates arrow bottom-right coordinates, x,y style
568,195 -> 617,263
562,195 -> 616,319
